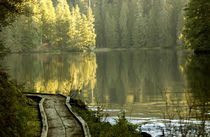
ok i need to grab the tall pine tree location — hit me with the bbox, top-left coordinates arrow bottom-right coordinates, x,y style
183,0 -> 210,52
39,0 -> 56,45
55,0 -> 72,48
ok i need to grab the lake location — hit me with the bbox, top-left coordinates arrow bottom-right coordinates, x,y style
1,49 -> 209,136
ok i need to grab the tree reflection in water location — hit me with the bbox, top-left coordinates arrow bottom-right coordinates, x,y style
162,54 -> 210,136
2,53 -> 97,95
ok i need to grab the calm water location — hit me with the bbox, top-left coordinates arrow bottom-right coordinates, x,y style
1,49 -> 209,136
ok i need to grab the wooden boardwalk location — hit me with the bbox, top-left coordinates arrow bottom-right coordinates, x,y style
24,93 -> 90,137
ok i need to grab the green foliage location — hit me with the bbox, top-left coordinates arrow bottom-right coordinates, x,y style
183,0 -> 210,52
119,1 -> 129,47
1,0 -> 41,52
0,0 -> 96,52
0,68 -> 41,137
93,0 -> 187,48
132,4 -> 147,47
39,0 -> 56,45
0,0 -> 28,29
105,113 -> 142,137
104,12 -> 119,48
55,0 -> 72,47
0,0 -> 32,50
1,0 -> 187,50
71,98 -> 142,137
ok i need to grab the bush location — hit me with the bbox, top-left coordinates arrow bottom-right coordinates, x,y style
0,68 -> 40,137
70,98 -> 143,137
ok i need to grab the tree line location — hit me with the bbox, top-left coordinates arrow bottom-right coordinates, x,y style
1,0 -> 96,52
91,0 -> 187,48
0,0 -> 209,52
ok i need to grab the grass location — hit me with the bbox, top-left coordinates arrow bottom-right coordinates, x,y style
70,98 -> 144,137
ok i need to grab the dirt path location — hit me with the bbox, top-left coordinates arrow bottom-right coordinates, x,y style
25,93 -> 86,137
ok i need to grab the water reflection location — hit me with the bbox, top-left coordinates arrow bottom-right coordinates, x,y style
91,50 -> 186,118
1,50 -> 209,136
2,50 -> 187,117
2,51 -> 209,117
183,54 -> 210,136
184,54 -> 210,105
2,53 -> 97,94
156,54 -> 210,136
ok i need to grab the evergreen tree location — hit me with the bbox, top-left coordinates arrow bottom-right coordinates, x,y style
93,0 -> 106,47
158,2 -> 174,47
1,0 -> 41,52
71,5 -> 82,49
71,6 -> 96,50
104,12 -> 119,48
127,0 -> 138,47
119,1 -> 129,47
132,12 -> 147,47
77,14 -> 90,50
86,7 -> 96,50
147,0 -> 162,47
166,0 -> 186,46
22,1 -> 42,51
55,0 -> 72,48
1,20 -> 23,52
183,0 -> 210,52
39,0 -> 56,45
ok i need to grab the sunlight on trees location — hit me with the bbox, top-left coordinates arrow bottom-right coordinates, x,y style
0,0 -> 189,50
0,0 -> 96,52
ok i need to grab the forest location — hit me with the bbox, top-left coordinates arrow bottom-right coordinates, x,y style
1,0 -> 209,52
1,0 -> 96,52
0,0 -> 209,136
1,0 -> 188,52
93,0 -> 187,48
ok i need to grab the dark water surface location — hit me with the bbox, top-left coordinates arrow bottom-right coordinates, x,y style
1,49 -> 209,136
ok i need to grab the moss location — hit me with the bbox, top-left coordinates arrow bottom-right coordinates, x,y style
70,98 -> 143,137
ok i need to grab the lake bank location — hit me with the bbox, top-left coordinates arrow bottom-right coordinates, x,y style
1,50 -> 209,136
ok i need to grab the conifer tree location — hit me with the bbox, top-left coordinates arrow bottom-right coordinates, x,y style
1,0 -> 41,52
158,2 -> 174,47
78,14 -> 90,49
86,7 -> 96,50
132,3 -> 147,47
71,5 -> 82,49
55,0 -> 72,48
39,0 -> 56,45
183,0 -> 209,52
104,12 -> 119,48
147,0 -> 162,47
71,6 -> 95,50
119,1 -> 129,47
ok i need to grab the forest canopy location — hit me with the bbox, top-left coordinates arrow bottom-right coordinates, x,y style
1,0 -> 209,52
0,0 -> 96,52
183,0 -> 210,52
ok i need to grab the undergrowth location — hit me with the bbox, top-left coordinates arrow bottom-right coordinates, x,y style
70,98 -> 143,137
0,67 -> 41,137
